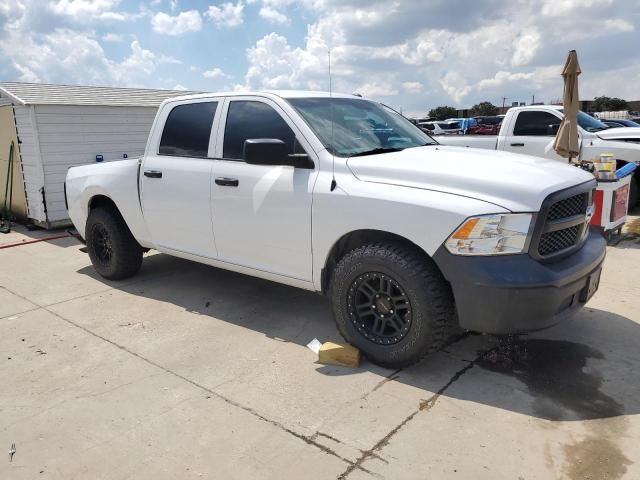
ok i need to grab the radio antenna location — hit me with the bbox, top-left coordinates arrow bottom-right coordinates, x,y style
329,49 -> 337,192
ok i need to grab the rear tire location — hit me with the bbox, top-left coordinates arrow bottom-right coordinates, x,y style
330,242 -> 456,369
86,206 -> 143,280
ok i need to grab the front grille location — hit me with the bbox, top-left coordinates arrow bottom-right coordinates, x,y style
538,225 -> 581,256
532,185 -> 594,259
547,193 -> 587,221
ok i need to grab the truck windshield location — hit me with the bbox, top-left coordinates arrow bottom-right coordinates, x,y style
287,97 -> 436,157
558,109 -> 609,132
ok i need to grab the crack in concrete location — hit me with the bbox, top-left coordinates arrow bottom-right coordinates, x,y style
337,343 -> 491,480
39,302 -> 372,473
1,283 -> 476,476
361,369 -> 402,400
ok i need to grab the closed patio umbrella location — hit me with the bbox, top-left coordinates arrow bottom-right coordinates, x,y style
553,50 -> 581,161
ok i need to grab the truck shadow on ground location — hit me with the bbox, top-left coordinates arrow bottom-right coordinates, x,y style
79,252 -> 640,423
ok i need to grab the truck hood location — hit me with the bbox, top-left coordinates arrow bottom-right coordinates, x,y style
596,127 -> 640,141
346,145 -> 595,212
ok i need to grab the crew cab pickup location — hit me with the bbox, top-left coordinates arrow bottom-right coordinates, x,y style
438,105 -> 640,205
65,92 -> 606,368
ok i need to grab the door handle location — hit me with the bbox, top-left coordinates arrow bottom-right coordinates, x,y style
215,177 -> 239,187
144,170 -> 163,178
510,143 -> 525,147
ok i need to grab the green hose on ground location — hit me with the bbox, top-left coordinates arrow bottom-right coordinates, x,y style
0,141 -> 15,234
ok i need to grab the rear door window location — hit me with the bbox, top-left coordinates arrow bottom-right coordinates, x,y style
223,101 -> 296,160
513,111 -> 560,136
159,102 -> 218,157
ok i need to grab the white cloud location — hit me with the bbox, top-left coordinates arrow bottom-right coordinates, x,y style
102,32 -> 125,42
477,71 -> 534,89
259,6 -> 289,24
206,1 -> 244,27
356,82 -> 398,97
173,83 -> 188,90
603,18 -> 634,32
402,81 -> 423,94
541,0 -> 613,17
511,28 -> 541,67
2,0 -> 640,115
203,67 -> 230,79
1,25 -> 176,87
151,10 -> 202,35
50,0 -> 140,21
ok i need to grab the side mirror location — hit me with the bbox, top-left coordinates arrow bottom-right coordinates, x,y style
547,124 -> 560,136
244,139 -> 290,166
243,138 -> 314,169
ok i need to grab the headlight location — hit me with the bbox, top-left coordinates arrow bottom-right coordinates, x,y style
445,213 -> 533,256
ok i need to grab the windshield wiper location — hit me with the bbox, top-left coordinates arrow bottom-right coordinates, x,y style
350,147 -> 405,157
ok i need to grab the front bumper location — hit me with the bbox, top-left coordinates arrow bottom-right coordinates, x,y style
432,230 -> 606,334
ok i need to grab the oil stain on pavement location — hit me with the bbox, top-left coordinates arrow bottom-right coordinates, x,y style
477,337 -> 623,420
477,337 -> 632,479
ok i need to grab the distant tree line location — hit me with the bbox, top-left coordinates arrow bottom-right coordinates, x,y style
426,96 -> 630,120
428,102 -> 499,120
588,96 -> 628,112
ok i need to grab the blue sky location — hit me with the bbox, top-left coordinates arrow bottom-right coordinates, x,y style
1,0 -> 639,116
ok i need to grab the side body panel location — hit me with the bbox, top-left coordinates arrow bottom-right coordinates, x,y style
66,159 -> 153,247
140,97 -> 224,257
209,96 -> 319,281
309,151 -> 509,290
581,139 -> 640,163
499,108 -> 568,160
436,135 -> 498,149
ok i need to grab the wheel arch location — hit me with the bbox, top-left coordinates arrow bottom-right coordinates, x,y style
86,194 -> 127,230
85,194 -> 146,249
320,229 -> 434,294
88,194 -> 120,213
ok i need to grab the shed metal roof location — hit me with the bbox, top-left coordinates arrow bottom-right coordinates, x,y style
0,82 -> 200,107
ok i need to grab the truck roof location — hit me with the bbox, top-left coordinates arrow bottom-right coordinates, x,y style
164,90 -> 360,103
510,105 -> 563,111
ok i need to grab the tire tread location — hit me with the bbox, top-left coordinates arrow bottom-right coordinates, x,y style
86,206 -> 143,280
331,241 -> 456,368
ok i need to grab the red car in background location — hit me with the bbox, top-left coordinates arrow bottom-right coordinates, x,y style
467,116 -> 503,135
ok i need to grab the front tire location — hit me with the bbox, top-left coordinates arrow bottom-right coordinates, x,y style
330,242 -> 456,369
86,206 -> 143,280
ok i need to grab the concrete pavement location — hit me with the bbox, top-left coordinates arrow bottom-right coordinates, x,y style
1,217 -> 639,479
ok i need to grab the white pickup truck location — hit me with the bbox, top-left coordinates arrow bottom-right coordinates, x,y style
65,92 -> 605,368
438,105 -> 640,205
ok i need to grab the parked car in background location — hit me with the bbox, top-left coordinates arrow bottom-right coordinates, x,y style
467,124 -> 500,135
467,115 -> 503,135
438,105 -> 640,205
602,119 -> 640,128
418,121 -> 461,135
473,116 -> 503,126
445,118 -> 478,134
65,91 -> 605,368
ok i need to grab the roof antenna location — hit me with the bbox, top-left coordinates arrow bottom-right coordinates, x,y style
329,49 -> 337,192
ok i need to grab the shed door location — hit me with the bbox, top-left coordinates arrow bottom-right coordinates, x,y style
0,106 -> 28,218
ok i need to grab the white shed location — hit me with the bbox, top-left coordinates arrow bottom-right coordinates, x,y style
0,82 -> 195,228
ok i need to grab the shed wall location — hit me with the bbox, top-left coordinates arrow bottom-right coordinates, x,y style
13,105 -> 45,222
0,106 -> 28,218
34,104 -> 158,224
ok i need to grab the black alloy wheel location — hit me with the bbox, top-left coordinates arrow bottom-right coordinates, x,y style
91,223 -> 114,266
347,272 -> 413,345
